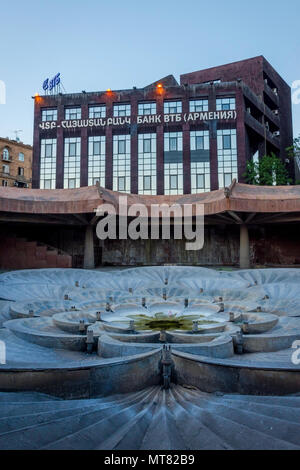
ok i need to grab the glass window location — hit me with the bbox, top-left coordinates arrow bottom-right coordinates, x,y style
170,137 -> 177,151
164,101 -> 182,114
164,132 -> 183,195
113,135 -> 131,193
2,164 -> 9,174
223,135 -> 232,149
88,136 -> 106,187
224,173 -> 233,187
143,175 -> 151,190
170,175 -> 178,190
118,176 -> 125,191
196,174 -> 204,188
45,143 -> 53,158
118,140 -> 126,154
93,141 -> 100,155
18,152 -> 24,162
195,136 -> 204,150
18,167 -> 24,176
190,99 -> 209,112
42,108 -> 58,122
89,105 -> 106,119
138,102 -> 156,115
190,130 -> 210,193
65,107 -> 81,120
69,142 -> 77,156
40,138 -> 57,189
138,133 -> 157,195
216,97 -> 236,111
64,137 -> 81,189
113,104 -> 131,117
164,132 -> 183,152
217,129 -> 237,188
143,138 -> 151,153
2,148 -> 9,161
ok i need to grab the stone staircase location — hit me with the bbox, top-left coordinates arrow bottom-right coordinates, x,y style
0,236 -> 72,269
0,385 -> 300,450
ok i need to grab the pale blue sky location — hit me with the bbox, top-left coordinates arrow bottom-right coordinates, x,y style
1,0 -> 300,145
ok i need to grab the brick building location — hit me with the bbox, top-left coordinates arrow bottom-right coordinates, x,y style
32,56 -> 293,193
0,138 -> 32,188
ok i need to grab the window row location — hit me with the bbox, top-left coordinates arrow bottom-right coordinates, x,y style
39,130 -> 237,192
41,97 -> 236,121
1,165 -> 24,176
2,148 -> 25,162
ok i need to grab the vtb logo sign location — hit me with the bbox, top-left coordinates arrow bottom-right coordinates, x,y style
0,80 -> 5,104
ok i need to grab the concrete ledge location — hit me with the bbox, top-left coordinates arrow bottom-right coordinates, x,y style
52,311 -> 98,333
171,334 -> 234,358
108,331 -> 160,343
241,312 -> 279,334
98,334 -> 161,358
243,332 -> 300,353
98,333 -> 234,359
0,349 -> 162,399
172,350 -> 300,395
166,330 -> 223,343
4,318 -> 88,352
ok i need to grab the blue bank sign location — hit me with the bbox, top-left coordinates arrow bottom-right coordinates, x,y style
42,73 -> 61,93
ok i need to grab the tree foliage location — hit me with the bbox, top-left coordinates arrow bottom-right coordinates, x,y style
243,153 -> 291,186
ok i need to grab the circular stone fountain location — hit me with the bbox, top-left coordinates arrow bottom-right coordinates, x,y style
0,267 -> 300,449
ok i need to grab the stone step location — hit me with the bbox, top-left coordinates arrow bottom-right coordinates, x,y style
42,387 -> 159,450
203,400 -> 300,447
188,399 -> 299,450
1,386 -> 300,450
0,404 -> 102,433
167,387 -> 232,450
0,237 -> 72,270
0,392 -> 60,403
139,388 -> 191,450
97,389 -> 162,450
220,397 -> 300,423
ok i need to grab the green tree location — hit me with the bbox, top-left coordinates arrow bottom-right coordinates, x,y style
286,135 -> 300,185
243,153 -> 291,186
286,134 -> 300,161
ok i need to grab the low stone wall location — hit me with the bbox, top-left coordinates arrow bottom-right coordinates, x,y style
0,349 -> 162,399
172,350 -> 300,395
4,318 -> 89,352
243,332 -> 300,353
170,335 -> 234,359
98,334 -> 160,358
98,333 -> 234,360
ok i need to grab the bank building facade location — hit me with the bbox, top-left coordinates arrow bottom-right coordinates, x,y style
32,56 -> 293,194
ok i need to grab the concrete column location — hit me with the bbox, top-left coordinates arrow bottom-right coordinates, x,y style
236,88 -> 248,183
240,224 -> 250,269
84,225 -> 95,269
130,95 -> 138,194
80,104 -> 88,187
182,123 -> 191,194
56,104 -> 65,189
156,94 -> 164,195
